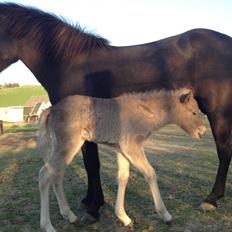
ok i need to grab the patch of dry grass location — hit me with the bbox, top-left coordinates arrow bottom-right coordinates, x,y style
0,119 -> 232,231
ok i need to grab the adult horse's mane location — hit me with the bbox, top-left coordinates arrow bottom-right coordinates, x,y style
0,3 -> 110,60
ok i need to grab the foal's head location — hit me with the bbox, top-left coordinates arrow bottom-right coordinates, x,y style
172,89 -> 206,139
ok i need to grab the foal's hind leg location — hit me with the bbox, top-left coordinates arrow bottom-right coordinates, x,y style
120,142 -> 172,223
39,137 -> 84,232
51,138 -> 85,223
115,152 -> 132,226
52,169 -> 77,223
39,163 -> 57,232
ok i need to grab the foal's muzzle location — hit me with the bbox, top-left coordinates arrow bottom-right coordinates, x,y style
195,125 -> 207,139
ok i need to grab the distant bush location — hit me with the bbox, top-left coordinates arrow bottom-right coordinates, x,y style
0,83 -> 20,88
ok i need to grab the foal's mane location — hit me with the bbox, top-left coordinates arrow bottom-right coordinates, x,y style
0,3 -> 110,61
120,88 -> 191,101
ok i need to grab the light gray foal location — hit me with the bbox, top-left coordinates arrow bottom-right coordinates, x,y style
38,88 -> 206,232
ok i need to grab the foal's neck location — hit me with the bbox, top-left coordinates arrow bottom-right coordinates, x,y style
124,91 -> 173,130
147,96 -> 172,129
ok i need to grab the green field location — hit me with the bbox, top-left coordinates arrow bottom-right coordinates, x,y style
0,85 -> 47,107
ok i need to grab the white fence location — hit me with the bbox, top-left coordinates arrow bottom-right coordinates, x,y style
0,106 -> 24,122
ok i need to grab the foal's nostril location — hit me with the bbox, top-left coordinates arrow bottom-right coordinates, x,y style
199,126 -> 206,135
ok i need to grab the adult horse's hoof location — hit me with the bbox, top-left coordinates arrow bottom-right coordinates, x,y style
78,202 -> 89,211
81,197 -> 105,207
81,213 -> 99,224
81,197 -> 91,207
199,202 -> 217,211
165,220 -> 172,226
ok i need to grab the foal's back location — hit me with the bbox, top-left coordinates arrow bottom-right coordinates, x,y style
47,91 -> 171,147
48,94 -> 139,144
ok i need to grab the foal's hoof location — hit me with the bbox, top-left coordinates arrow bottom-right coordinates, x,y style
118,219 -> 136,230
71,218 -> 79,226
81,213 -> 99,225
126,221 -> 135,231
199,202 -> 217,211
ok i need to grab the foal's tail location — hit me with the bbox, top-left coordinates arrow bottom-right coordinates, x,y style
37,107 -> 52,162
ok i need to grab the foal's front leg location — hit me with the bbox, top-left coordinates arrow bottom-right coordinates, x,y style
121,143 -> 172,223
115,152 -> 132,226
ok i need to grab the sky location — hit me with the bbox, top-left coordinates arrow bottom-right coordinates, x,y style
0,0 -> 232,85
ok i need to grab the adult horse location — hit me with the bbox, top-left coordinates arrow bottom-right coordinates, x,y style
0,3 -> 232,222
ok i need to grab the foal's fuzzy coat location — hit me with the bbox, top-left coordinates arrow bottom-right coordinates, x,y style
38,88 -> 206,232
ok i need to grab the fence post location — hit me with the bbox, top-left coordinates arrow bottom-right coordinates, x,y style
0,120 -> 3,135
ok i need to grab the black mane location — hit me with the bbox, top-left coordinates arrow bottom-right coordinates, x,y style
0,3 -> 110,60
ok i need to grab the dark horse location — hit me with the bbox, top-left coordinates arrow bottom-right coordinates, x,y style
1,3 -> 232,223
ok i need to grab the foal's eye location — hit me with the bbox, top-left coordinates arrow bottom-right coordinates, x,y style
192,112 -> 197,115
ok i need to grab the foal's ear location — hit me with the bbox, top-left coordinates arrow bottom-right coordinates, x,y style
179,90 -> 192,104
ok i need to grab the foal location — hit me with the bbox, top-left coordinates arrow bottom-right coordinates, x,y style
38,88 -> 206,232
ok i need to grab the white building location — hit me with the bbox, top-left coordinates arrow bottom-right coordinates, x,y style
24,95 -> 51,123
0,106 -> 24,122
0,95 -> 51,123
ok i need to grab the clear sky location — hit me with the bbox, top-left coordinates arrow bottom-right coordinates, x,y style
0,0 -> 232,85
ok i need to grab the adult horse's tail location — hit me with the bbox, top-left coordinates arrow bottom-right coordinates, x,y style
37,108 -> 51,162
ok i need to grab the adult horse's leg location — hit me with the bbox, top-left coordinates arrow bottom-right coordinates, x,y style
201,114 -> 232,210
81,141 -> 104,221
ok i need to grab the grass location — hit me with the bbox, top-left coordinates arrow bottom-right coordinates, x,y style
0,119 -> 232,231
2,122 -> 38,134
0,85 -> 47,107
